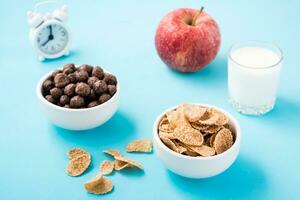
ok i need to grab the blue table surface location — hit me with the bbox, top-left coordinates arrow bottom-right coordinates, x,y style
1,0 -> 299,199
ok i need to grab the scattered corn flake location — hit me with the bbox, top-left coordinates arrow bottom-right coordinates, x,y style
114,156 -> 143,170
182,104 -> 206,122
103,149 -> 122,158
126,139 -> 153,153
213,128 -> 233,154
173,126 -> 203,146
100,160 -> 114,175
67,148 -> 88,160
66,153 -> 91,177
84,174 -> 113,195
114,160 -> 129,171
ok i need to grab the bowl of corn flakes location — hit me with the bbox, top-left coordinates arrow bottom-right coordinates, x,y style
153,103 -> 241,178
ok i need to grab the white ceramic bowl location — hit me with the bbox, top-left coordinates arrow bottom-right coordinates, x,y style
153,104 -> 241,178
36,70 -> 120,131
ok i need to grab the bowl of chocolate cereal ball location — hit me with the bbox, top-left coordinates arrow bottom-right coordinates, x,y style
153,103 -> 241,178
36,63 -> 120,130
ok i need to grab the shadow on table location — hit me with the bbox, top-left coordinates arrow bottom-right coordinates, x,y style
166,55 -> 228,87
166,156 -> 267,200
42,50 -> 79,64
51,111 -> 136,147
241,97 -> 300,134
259,97 -> 300,128
117,167 -> 145,177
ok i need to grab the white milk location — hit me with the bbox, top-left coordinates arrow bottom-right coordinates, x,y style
228,46 -> 282,114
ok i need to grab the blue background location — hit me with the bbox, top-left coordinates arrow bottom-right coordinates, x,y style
1,0 -> 299,199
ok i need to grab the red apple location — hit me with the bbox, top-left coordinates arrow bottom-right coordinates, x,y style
155,8 -> 221,72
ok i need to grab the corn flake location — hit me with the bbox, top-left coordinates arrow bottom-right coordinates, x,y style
158,104 -> 235,157
114,160 -> 129,171
182,104 -> 206,122
159,117 -> 174,133
159,131 -> 176,140
212,108 -> 229,126
100,160 -> 114,175
189,145 -> 216,157
126,139 -> 153,153
103,149 -> 122,158
166,107 -> 190,128
213,128 -> 233,154
173,126 -> 203,146
84,174 -> 113,195
66,153 -> 91,177
198,109 -> 219,125
202,124 -> 222,134
190,122 -> 209,131
67,148 -> 88,160
114,156 -> 143,170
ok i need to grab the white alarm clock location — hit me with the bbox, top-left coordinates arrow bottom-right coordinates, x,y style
27,1 -> 71,61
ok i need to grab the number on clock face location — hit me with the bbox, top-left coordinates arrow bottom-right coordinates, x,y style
36,24 -> 68,55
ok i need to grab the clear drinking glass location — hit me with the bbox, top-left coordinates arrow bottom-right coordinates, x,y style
228,41 -> 283,115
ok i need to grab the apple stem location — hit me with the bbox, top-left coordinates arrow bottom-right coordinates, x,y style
192,7 -> 204,26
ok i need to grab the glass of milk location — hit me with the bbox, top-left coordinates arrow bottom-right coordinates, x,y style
228,41 -> 283,115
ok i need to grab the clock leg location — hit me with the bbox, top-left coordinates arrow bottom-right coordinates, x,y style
38,55 -> 45,62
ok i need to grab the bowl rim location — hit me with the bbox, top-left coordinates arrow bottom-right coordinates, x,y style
153,103 -> 241,160
36,68 -> 120,112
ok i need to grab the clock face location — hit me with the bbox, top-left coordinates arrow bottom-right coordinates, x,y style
36,24 -> 68,55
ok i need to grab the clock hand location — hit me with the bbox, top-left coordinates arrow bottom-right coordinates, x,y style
48,25 -> 54,41
49,25 -> 53,37
41,25 -> 55,46
42,26 -> 54,46
42,38 -> 50,46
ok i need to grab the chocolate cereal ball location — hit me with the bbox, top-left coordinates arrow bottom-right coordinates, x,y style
52,69 -> 62,78
60,95 -> 70,105
42,80 -> 54,93
93,80 -> 107,95
75,70 -> 89,82
88,89 -> 96,101
54,73 -> 70,88
99,93 -> 111,104
45,95 -> 56,104
79,64 -> 93,75
87,77 -> 99,88
92,66 -> 104,79
64,83 -> 76,97
75,82 -> 91,97
67,73 -> 77,83
70,96 -> 85,108
50,87 -> 63,99
107,85 -> 117,96
87,101 -> 100,108
63,63 -> 76,74
42,64 -> 118,109
103,73 -> 117,85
